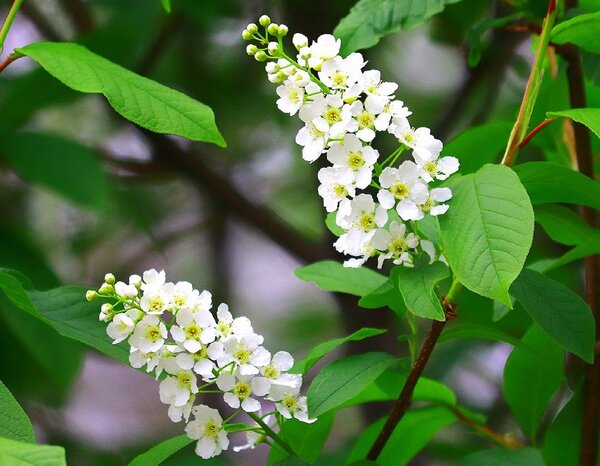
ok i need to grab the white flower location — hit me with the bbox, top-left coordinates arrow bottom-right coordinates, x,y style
319,53 -> 365,90
255,351 -> 302,393
307,34 -> 341,70
216,372 -> 270,413
106,310 -> 137,344
327,134 -> 378,189
141,269 -> 166,290
317,166 -> 355,212
336,194 -> 388,232
349,99 -> 384,142
129,315 -> 168,353
296,104 -> 329,162
377,162 -> 429,221
175,341 -> 224,380
292,33 -> 308,50
389,117 -> 443,160
114,281 -> 137,298
140,284 -> 171,315
372,221 -> 419,268
419,187 -> 453,216
215,303 -> 254,339
233,415 -> 273,452
222,333 -> 269,375
359,70 -> 398,112
276,81 -> 304,115
415,153 -> 460,182
375,100 -> 411,132
170,309 -> 217,353
269,385 -> 316,423
168,395 -> 195,423
334,228 -> 377,268
159,369 -> 198,407
164,281 -> 199,311
185,405 -> 229,459
310,94 -> 353,138
129,274 -> 142,287
191,290 -> 212,313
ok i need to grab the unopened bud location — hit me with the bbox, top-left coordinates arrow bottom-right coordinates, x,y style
129,274 -> 142,287
86,290 -> 98,301
246,23 -> 258,34
267,23 -> 279,36
99,283 -> 113,294
299,46 -> 311,59
265,62 -> 278,74
293,33 -> 308,50
267,42 -> 280,56
104,273 -> 115,285
278,24 -> 289,36
255,51 -> 268,62
259,15 -> 271,27
246,44 -> 258,55
241,29 -> 253,41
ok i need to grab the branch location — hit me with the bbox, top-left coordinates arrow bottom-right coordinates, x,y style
558,9 -> 600,465
366,285 -> 460,460
0,52 -> 21,74
449,406 -> 524,449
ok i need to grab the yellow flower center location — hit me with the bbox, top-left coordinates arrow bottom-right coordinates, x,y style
357,111 -> 374,129
331,71 -> 347,87
234,348 -> 251,364
334,184 -> 348,197
391,183 -> 409,199
148,297 -> 164,313
359,213 -> 376,231
424,161 -> 437,177
144,325 -> 161,342
348,152 -> 365,170
324,106 -> 342,124
184,323 -> 201,339
204,420 -> 220,438
217,322 -> 231,336
390,238 -> 408,255
174,295 -> 186,307
177,371 -> 192,389
289,89 -> 300,104
263,365 -> 279,379
283,396 -> 298,412
233,382 -> 251,399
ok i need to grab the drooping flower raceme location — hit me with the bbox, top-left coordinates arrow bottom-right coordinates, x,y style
242,16 -> 460,269
87,268 -> 314,460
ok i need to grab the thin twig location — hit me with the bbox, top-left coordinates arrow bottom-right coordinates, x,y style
366,284 -> 460,460
0,51 -> 21,74
449,406 -> 524,449
0,0 -> 23,51
518,117 -> 557,149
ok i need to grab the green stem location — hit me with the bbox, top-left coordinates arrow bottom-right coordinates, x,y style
248,412 -> 295,457
0,0 -> 23,53
501,0 -> 557,166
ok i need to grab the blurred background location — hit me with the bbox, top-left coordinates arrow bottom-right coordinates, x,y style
0,0 -> 596,464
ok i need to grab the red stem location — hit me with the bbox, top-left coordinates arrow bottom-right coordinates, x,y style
518,118 -> 557,149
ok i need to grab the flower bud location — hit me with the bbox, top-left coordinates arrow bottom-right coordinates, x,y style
99,283 -> 113,294
265,62 -> 278,74
254,51 -> 268,62
293,33 -> 308,50
246,44 -> 258,55
246,23 -> 258,34
86,290 -> 98,301
241,29 -> 253,41
104,273 -> 115,285
267,23 -> 279,36
278,24 -> 289,36
129,274 -> 142,287
259,15 -> 271,27
267,42 -> 279,56
298,46 -> 311,59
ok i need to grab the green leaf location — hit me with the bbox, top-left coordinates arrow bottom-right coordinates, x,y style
291,327 -> 386,374
510,268 -> 595,362
0,436 -> 66,466
438,322 -> 530,350
467,15 -> 523,67
358,279 -> 406,315
276,413 -> 335,464
0,272 -> 129,365
128,435 -> 193,466
442,122 -> 513,174
458,448 -> 545,466
160,0 -> 172,14
551,12 -> 600,54
0,380 -> 35,443
391,259 -> 449,321
17,42 -> 226,147
0,131 -> 111,212
294,261 -> 387,297
514,161 -> 600,210
503,325 -> 565,440
307,352 -> 397,417
346,407 -> 456,465
439,164 -> 534,306
342,368 -> 457,408
325,213 -> 345,237
548,108 -> 600,140
333,0 -> 463,55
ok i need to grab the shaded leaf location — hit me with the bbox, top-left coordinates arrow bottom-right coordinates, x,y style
17,42 -> 226,147
0,436 -> 65,466
439,164 -> 534,306
358,279 -> 406,315
548,108 -> 600,140
295,261 -> 386,297
459,447 -> 545,466
128,435 -> 193,466
510,268 -> 595,362
0,380 -> 35,443
307,352 -> 397,417
551,12 -> 600,54
439,322 -> 530,350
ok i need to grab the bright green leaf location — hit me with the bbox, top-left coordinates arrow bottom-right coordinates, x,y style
503,325 -> 565,440
307,352 -> 397,417
0,131 -> 111,212
291,327 -> 386,374
391,259 -> 449,321
510,269 -> 595,362
0,436 -> 65,466
439,164 -> 534,306
333,0 -> 464,55
514,161 -> 600,210
459,447 -> 545,466
160,0 -> 172,14
438,322 -> 530,350
551,12 -> 600,54
325,213 -> 345,237
128,435 -> 193,466
346,407 -> 456,465
548,108 -> 600,140
0,380 -> 35,443
358,279 -> 406,315
442,122 -> 513,174
17,42 -> 226,147
294,261 -> 386,297
275,413 -> 335,464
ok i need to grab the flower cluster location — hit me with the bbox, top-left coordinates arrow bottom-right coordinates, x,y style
87,270 -> 314,460
243,16 -> 460,269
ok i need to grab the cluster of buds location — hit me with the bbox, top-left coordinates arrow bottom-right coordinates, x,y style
243,16 -> 460,269
87,270 -> 314,459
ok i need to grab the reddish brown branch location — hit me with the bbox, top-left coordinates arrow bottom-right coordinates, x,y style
0,52 -> 20,73
518,117 -> 557,149
366,302 -> 457,460
449,406 -> 524,449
